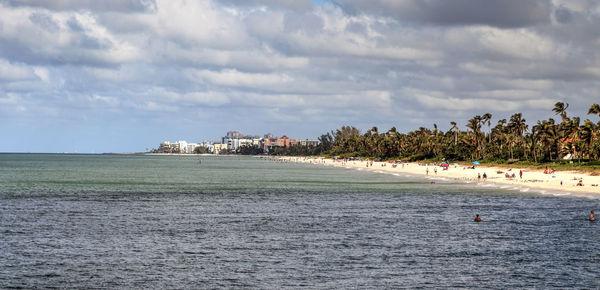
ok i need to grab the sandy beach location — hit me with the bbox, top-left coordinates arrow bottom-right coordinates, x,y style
282,157 -> 600,195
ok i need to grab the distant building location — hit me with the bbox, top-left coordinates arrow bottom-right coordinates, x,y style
157,141 -> 180,153
177,141 -> 188,153
262,135 -> 299,153
183,142 -> 200,154
154,132 -> 318,154
198,142 -> 214,153
226,131 -> 243,139
155,140 -> 212,154
213,143 -> 228,154
300,139 -> 320,147
222,131 -> 261,151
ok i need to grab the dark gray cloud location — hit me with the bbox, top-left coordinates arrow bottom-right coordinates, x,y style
554,4 -> 573,23
334,0 -> 551,28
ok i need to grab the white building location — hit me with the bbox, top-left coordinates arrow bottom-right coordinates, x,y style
177,141 -> 188,153
221,131 -> 262,151
156,140 -> 217,154
198,142 -> 215,154
222,137 -> 254,150
184,143 -> 199,154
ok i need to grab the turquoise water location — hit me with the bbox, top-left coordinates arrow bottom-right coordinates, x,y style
1,154 -> 599,288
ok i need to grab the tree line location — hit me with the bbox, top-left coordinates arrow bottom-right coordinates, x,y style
270,102 -> 600,163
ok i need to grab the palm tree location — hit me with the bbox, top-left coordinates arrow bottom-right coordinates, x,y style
506,133 -> 516,160
569,117 -> 583,162
449,121 -> 459,145
582,119 -> 596,159
509,113 -> 527,137
490,119 -> 507,158
536,119 -> 557,161
528,125 -> 540,162
482,113 -> 492,143
584,105 -> 600,158
309,103 -> 600,163
553,101 -> 569,122
588,103 -> 600,117
466,115 -> 482,159
508,113 -> 528,160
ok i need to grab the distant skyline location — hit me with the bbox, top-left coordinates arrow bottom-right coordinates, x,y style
2,0 -> 600,153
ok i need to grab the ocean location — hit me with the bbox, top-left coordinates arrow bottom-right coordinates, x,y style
1,154 -> 599,288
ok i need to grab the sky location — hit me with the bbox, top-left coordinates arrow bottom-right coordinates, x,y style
1,0 -> 600,153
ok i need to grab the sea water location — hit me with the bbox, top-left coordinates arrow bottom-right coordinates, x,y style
1,154 -> 599,288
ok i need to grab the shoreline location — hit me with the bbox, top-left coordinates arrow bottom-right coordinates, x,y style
282,157 -> 600,196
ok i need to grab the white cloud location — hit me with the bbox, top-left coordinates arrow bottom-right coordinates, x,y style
133,0 -> 248,49
32,67 -> 50,82
2,0 -> 600,152
190,69 -> 293,88
0,3 -> 141,65
89,94 -> 119,106
0,59 -> 35,81
474,27 -> 557,61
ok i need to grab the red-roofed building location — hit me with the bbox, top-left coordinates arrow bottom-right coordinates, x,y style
262,135 -> 299,152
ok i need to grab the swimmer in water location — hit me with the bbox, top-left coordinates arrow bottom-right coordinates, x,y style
474,214 -> 482,222
590,210 -> 595,222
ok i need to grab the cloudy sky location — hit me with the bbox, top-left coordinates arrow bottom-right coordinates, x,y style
1,0 -> 600,152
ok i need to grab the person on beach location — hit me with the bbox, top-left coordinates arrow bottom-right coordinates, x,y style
589,211 -> 595,222
474,214 -> 482,222
477,173 -> 481,182
519,170 -> 523,179
426,168 -> 429,175
434,167 -> 437,175
482,172 -> 487,181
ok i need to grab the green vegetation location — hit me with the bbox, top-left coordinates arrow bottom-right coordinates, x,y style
193,146 -> 211,154
272,102 -> 600,171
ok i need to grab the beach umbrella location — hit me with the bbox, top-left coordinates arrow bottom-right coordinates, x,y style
472,161 -> 480,165
454,163 -> 459,166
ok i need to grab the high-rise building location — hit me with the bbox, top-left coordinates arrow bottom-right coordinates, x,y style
226,131 -> 243,138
